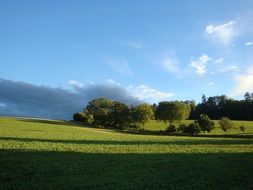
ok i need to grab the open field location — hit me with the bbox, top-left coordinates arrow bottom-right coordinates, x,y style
1,117 -> 253,189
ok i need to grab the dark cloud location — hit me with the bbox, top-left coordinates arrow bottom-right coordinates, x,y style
0,79 -> 141,120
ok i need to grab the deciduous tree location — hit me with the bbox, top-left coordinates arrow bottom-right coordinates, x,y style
156,101 -> 191,125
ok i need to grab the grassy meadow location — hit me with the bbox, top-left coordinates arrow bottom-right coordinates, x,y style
0,117 -> 253,189
144,119 -> 253,135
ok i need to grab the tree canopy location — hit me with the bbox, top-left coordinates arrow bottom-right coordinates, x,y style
197,114 -> 215,133
156,101 -> 191,124
191,92 -> 253,120
134,103 -> 154,130
109,101 -> 130,129
86,98 -> 113,127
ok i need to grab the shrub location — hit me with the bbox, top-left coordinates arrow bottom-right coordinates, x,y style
239,125 -> 245,134
197,114 -> 215,133
219,117 -> 233,132
73,112 -> 86,122
166,124 -> 177,134
83,112 -> 94,125
185,122 -> 201,136
73,112 -> 94,125
177,123 -> 187,132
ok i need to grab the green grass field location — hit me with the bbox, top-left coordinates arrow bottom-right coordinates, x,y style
145,120 -> 253,134
1,117 -> 253,189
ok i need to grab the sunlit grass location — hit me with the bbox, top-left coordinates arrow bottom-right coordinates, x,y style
0,117 -> 253,189
145,119 -> 253,134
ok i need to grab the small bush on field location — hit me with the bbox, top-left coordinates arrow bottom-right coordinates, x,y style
184,121 -> 201,136
239,125 -> 245,134
197,114 -> 215,133
177,123 -> 187,132
219,117 -> 233,132
166,124 -> 177,134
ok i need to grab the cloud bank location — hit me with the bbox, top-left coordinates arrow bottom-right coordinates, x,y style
0,79 -> 141,120
127,84 -> 173,102
0,78 -> 173,120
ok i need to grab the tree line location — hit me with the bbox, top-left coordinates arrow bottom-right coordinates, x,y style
73,98 -> 191,131
189,92 -> 253,120
73,94 -> 249,135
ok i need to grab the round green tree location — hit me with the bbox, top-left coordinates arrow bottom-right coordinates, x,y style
134,103 -> 154,131
86,98 -> 113,127
109,101 -> 130,129
156,101 -> 191,125
219,117 -> 233,132
197,114 -> 215,133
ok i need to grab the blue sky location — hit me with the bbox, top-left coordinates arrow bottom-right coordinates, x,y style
1,0 -> 253,105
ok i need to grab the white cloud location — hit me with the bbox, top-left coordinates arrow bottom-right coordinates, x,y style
199,54 -> 210,63
107,58 -> 133,76
162,57 -> 179,73
127,84 -> 173,102
126,41 -> 143,49
218,65 -> 238,73
231,66 -> 253,96
160,55 -> 186,78
69,79 -> 173,103
106,79 -> 120,86
214,58 -> 224,64
208,82 -> 214,86
244,41 -> 253,46
68,80 -> 95,90
206,20 -> 236,44
189,54 -> 210,75
68,80 -> 85,88
116,39 -> 143,49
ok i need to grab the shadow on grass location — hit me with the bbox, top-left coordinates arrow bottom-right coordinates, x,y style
0,149 -> 253,190
121,129 -> 253,138
196,133 -> 253,138
16,118 -> 84,127
1,136 -> 253,145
